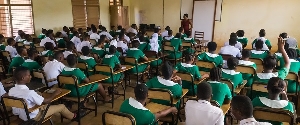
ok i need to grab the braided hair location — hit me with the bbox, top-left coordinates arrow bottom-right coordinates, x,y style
286,48 -> 298,59
209,67 -> 222,81
161,61 -> 173,80
227,57 -> 239,70
263,55 -> 277,70
267,77 -> 286,94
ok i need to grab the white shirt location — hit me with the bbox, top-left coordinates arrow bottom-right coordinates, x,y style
126,27 -> 137,35
43,59 -> 65,87
90,33 -> 100,41
252,37 -> 269,51
40,37 -> 56,47
0,82 -> 6,98
224,41 -> 243,51
14,35 -> 21,42
5,45 -> 17,58
87,31 -> 93,35
161,30 -> 168,38
63,50 -> 73,58
239,118 -> 272,125
70,36 -> 81,47
76,41 -> 92,52
23,40 -> 32,45
61,31 -> 68,38
99,31 -> 113,40
117,41 -> 128,53
220,45 -> 241,58
185,100 -> 224,125
124,34 -> 130,43
9,84 -> 44,121
164,35 -> 174,41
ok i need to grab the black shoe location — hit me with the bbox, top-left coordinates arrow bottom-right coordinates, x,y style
72,110 -> 86,121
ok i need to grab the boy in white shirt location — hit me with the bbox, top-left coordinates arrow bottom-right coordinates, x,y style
161,26 -> 170,38
220,38 -> 242,58
117,33 -> 128,53
126,24 -> 138,35
63,42 -> 77,59
99,27 -> 113,40
61,26 -> 69,38
43,52 -> 65,87
40,30 -> 56,47
224,33 -> 243,51
87,27 -> 93,35
76,34 -> 92,52
164,30 -> 174,41
90,28 -> 100,41
14,30 -> 23,42
5,38 -> 17,58
70,31 -> 81,47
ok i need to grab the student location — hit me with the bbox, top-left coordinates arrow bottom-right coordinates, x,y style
101,45 -> 122,83
141,29 -> 150,43
87,27 -> 92,35
78,28 -> 84,36
179,27 -> 187,39
98,25 -> 103,32
198,42 -> 223,71
90,28 -> 100,41
231,95 -> 271,125
252,77 -> 294,125
40,30 -> 56,47
68,27 -> 75,39
174,54 -> 208,96
252,29 -> 271,50
119,84 -> 177,125
109,26 -> 116,37
121,29 -> 131,43
41,42 -> 54,57
207,67 -> 232,106
21,49 -> 41,72
78,46 -> 97,76
117,33 -> 128,53
222,57 -> 243,89
220,38 -> 242,58
63,42 -> 77,59
23,34 -> 34,47
161,26 -> 170,38
146,62 -> 182,107
61,26 -> 69,38
92,38 -> 106,58
99,27 -> 113,40
38,28 -> 47,39
8,46 -> 26,73
17,32 -> 26,43
61,54 -> 111,102
138,35 -> 150,51
70,31 -> 81,47
0,34 -> 5,51
239,50 -> 257,87
164,30 -> 174,41
126,24 -> 138,35
8,66 -> 79,121
127,40 -> 148,74
76,34 -> 92,52
43,52 -> 65,87
115,25 -> 122,36
185,82 -> 224,125
250,39 -> 269,59
236,30 -> 248,48
167,33 -> 182,59
151,27 -> 162,47
14,30 -> 23,42
224,33 -> 243,51
5,38 -> 17,58
55,32 -> 66,48
285,48 -> 300,93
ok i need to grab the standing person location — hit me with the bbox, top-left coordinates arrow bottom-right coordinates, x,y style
181,14 -> 193,35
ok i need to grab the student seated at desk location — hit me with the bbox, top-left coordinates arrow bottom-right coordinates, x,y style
185,82 -> 224,125
109,26 -> 116,38
43,52 -> 65,87
41,42 -> 54,57
164,30 -> 174,41
198,42 -> 223,71
127,40 -> 149,74
14,30 -> 23,42
222,57 -> 243,89
23,34 -> 34,47
182,32 -> 196,54
252,77 -> 294,125
21,49 -> 41,72
236,30 -> 248,49
8,46 -> 27,73
40,30 -> 56,48
61,26 -> 69,38
92,38 -> 106,58
252,29 -> 271,50
68,27 -> 75,39
117,33 -> 128,54
146,62 -> 182,107
115,25 -> 122,36
70,31 -> 81,47
90,28 -> 100,42
17,32 -> 26,43
120,84 -> 177,125
76,34 -> 92,52
239,50 -> 257,87
167,33 -> 182,60
63,42 -> 77,59
250,39 -> 269,59
78,46 -> 97,76
99,27 -> 113,40
138,35 -> 150,51
0,34 -> 5,51
9,67 -> 80,121
37,28 -> 47,39
161,26 -> 170,38
284,48 -> 300,93
224,33 -> 243,51
174,54 -> 208,96
61,54 -> 111,102
55,32 -> 66,48
179,27 -> 187,39
5,38 -> 17,58
231,96 -> 271,125
126,24 -> 138,35
220,38 -> 242,58
87,27 -> 92,36
77,28 -> 84,37
101,46 -> 122,83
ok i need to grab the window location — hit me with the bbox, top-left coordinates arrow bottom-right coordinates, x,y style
0,0 -> 34,37
109,0 -> 123,6
71,0 -> 100,29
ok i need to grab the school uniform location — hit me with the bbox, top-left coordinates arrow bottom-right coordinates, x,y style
0,44 -> 6,51
117,41 -> 128,53
274,52 -> 285,69
185,99 -> 224,125
123,34 -> 131,43
104,44 -> 121,57
90,33 -> 100,41
8,55 -> 24,73
164,35 -> 174,41
252,37 -> 271,50
239,118 -> 272,125
119,97 -> 156,125
61,31 -> 68,38
224,41 -> 243,51
14,35 -> 21,42
221,69 -> 243,89
17,39 -> 26,43
174,63 -> 201,96
219,45 -> 241,58
40,37 -> 56,47
237,37 -> 248,47
37,33 -> 46,39
182,37 -> 196,54
239,60 -> 257,87
250,50 -> 268,59
21,59 -> 41,71
115,30 -> 121,36
198,52 -> 223,71
109,30 -> 116,37
286,59 -> 300,93
101,54 -> 122,83
8,84 -> 74,121
87,31 -> 93,35
138,41 -> 150,51
286,37 -> 298,49
0,82 -> 6,98
5,45 -> 17,58
92,46 -> 105,58
161,30 -> 168,38
63,50 -> 73,59
181,33 -> 187,39
68,33 -> 74,39
76,41 -> 92,52
41,50 -> 54,57
56,38 -> 66,48
23,40 -> 34,47
78,55 -> 97,76
252,97 -> 294,125
70,36 -> 81,48
144,36 -> 150,43
126,48 -> 148,73
43,59 -> 65,87
126,27 -> 137,35
61,67 -> 98,97
207,81 -> 232,106
166,38 -> 182,59
99,31 -> 113,40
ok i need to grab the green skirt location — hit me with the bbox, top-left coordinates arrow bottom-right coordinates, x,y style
65,83 -> 98,97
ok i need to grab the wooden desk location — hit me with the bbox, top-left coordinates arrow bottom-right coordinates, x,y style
114,65 -> 134,74
252,83 -> 267,93
194,78 -> 207,85
234,80 -> 247,94
145,102 -> 171,113
173,89 -> 189,105
88,74 -> 110,84
221,103 -> 231,115
138,58 -> 159,65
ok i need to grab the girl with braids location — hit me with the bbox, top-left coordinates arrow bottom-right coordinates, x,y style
222,57 -> 243,89
207,67 -> 232,106
146,61 -> 182,107
285,48 -> 300,93
252,29 -> 272,50
173,54 -> 208,96
252,77 -> 294,125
